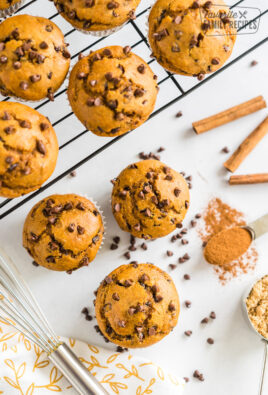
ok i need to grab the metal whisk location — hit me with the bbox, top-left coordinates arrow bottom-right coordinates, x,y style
0,248 -> 108,395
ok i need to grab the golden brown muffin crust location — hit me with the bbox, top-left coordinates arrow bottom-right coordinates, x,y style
68,46 -> 158,137
0,15 -> 70,101
54,0 -> 140,31
111,159 -> 190,239
148,0 -> 236,76
0,102 -> 58,198
23,194 -> 104,272
0,0 -> 21,10
95,263 -> 180,348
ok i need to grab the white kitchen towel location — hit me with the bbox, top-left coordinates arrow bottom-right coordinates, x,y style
0,320 -> 185,394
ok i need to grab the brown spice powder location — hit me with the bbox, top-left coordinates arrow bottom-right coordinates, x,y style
204,227 -> 252,266
198,198 -> 258,285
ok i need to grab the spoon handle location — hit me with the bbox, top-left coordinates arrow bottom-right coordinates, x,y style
248,213 -> 268,239
259,340 -> 268,395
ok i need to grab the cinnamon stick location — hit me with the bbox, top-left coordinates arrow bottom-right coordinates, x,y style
192,96 -> 266,134
229,173 -> 268,185
224,116 -> 268,172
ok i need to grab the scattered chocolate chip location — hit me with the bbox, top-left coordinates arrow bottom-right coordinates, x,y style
191,220 -> 197,227
157,146 -> 165,152
195,213 -> 201,219
181,239 -> 188,245
207,338 -> 214,344
201,317 -> 209,324
197,72 -> 205,81
210,311 -> 216,319
113,236 -> 120,244
185,300 -> 191,308
124,251 -> 131,260
202,241 -> 207,248
32,261 -> 39,267
169,264 -> 177,271
184,377 -> 189,383
184,330 -> 192,336
85,314 -> 93,321
184,274 -> 191,280
166,250 -> 173,257
251,60 -> 258,67
221,146 -> 229,153
175,111 -> 183,118
193,370 -> 204,381
110,243 -> 118,250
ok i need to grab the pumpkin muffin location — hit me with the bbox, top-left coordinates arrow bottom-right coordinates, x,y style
0,102 -> 58,198
0,15 -> 70,101
0,0 -> 24,17
68,46 -> 158,137
111,159 -> 190,239
95,263 -> 180,348
23,194 -> 104,272
148,0 -> 236,78
53,0 -> 140,35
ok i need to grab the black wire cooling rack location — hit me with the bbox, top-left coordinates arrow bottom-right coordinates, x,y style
0,0 -> 267,220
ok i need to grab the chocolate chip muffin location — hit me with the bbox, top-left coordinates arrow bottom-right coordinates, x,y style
53,0 -> 140,35
0,0 -> 24,17
111,159 -> 190,239
23,194 -> 104,272
0,15 -> 70,101
148,0 -> 236,78
68,46 -> 158,137
95,263 -> 180,348
0,102 -> 58,198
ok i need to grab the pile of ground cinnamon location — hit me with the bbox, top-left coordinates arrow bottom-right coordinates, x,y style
198,198 -> 258,284
204,227 -> 252,266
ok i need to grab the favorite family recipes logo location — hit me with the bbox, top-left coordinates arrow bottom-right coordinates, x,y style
200,5 -> 261,35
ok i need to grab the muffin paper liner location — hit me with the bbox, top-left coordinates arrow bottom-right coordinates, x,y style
0,0 -> 25,18
75,22 -> 126,37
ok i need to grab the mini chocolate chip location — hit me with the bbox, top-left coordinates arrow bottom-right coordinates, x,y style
201,317 -> 209,324
76,202 -> 85,210
77,225 -> 85,235
202,241 -> 207,247
221,146 -> 229,153
19,81 -> 29,90
210,311 -> 216,319
137,64 -> 145,74
211,57 -> 220,65
169,264 -> 177,270
32,261 -> 39,267
191,220 -> 197,227
47,71 -> 53,79
114,203 -> 121,212
47,89 -> 54,101
185,201 -> 189,209
110,243 -> 118,250
154,294 -> 163,303
124,252 -> 130,260
124,279 -> 132,287
251,60 -> 258,67
36,140 -> 46,155
40,122 -> 49,131
123,45 -> 131,55
148,327 -> 156,336
64,202 -> 73,210
13,61 -> 21,70
68,223 -> 75,232
77,72 -> 87,79
195,213 -> 201,219
110,292 -> 120,302
184,274 -> 191,280
185,330 -> 192,336
185,300 -> 191,308
207,338 -> 214,344
39,41 -> 48,49
0,55 -> 7,64
105,72 -> 113,81
30,74 -> 41,83
62,50 -> 71,59
69,171 -> 76,177
168,302 -> 176,311
45,24 -> 53,32
139,273 -> 150,283
134,88 -> 144,97
174,188 -> 181,197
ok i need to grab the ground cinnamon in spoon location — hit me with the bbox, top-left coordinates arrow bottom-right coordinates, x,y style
204,227 -> 252,266
198,198 -> 257,284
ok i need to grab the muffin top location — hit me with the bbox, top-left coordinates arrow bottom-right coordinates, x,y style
23,194 -> 104,272
148,0 -> 236,77
111,159 -> 190,239
0,15 -> 70,101
68,46 -> 158,137
54,0 -> 140,32
0,102 -> 58,198
0,0 -> 21,9
95,263 -> 179,348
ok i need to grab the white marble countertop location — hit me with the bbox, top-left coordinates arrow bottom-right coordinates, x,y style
0,0 -> 268,394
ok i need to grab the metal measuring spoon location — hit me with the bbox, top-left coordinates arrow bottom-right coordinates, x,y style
243,213 -> 268,241
242,276 -> 268,395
